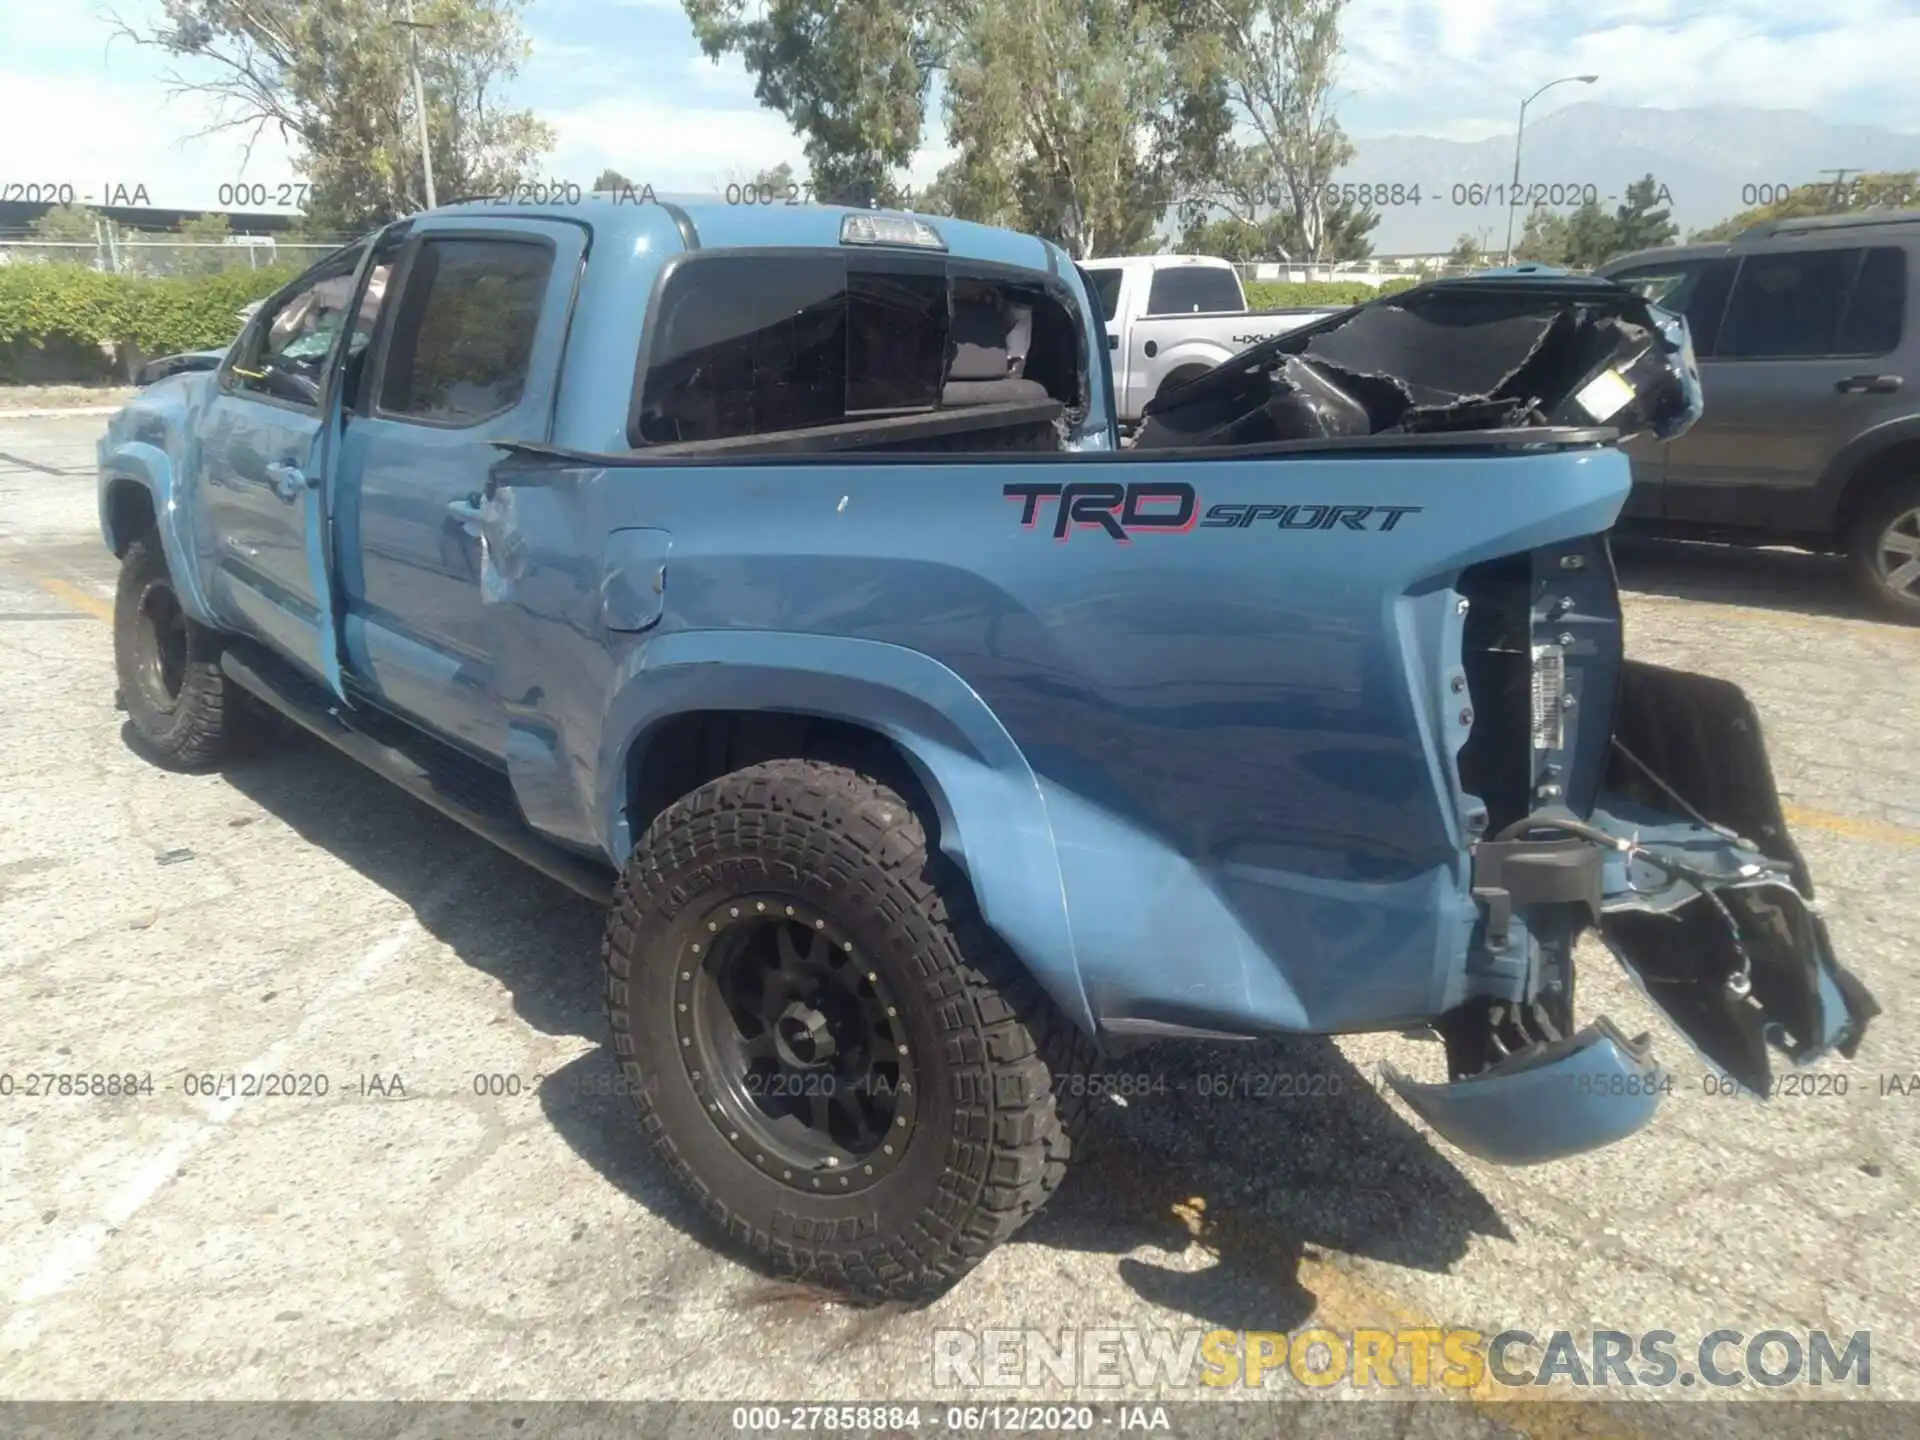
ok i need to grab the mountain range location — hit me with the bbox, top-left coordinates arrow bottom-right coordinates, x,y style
1343,103 -> 1920,255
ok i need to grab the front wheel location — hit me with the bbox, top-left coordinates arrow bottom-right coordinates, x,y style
113,535 -> 251,769
603,758 -> 1094,1300
1847,481 -> 1920,623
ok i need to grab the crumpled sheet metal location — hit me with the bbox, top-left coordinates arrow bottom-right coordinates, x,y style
1134,276 -> 1703,450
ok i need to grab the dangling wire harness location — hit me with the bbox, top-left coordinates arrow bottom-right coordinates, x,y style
1488,812 -> 1795,997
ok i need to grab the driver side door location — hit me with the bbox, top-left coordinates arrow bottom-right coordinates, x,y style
198,244 -> 378,693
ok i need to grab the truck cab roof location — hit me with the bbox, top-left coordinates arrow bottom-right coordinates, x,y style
423,194 -> 1073,277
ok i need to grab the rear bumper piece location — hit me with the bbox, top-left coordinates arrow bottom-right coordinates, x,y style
1380,1016 -> 1664,1165
1595,659 -> 1881,1092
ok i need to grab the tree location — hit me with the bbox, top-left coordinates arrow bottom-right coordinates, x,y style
1174,213 -> 1271,260
687,0 -> 1228,239
748,161 -> 809,201
1691,170 -> 1920,242
1176,194 -> 1373,261
682,0 -> 946,207
1511,200 -> 1620,270
174,211 -> 235,276
1562,199 -> 1621,269
936,0 -> 1224,258
1176,0 -> 1363,264
1297,194 -> 1375,260
1610,172 -> 1676,254
28,205 -> 101,249
109,0 -> 554,232
592,168 -> 636,193
1446,233 -> 1482,268
1513,205 -> 1571,265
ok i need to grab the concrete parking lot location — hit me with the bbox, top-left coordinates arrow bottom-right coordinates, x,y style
2,411 -> 1917,1429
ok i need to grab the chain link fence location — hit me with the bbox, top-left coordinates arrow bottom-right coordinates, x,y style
0,236 -> 351,277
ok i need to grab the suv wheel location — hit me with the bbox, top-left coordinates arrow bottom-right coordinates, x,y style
603,758 -> 1094,1300
1847,482 -> 1920,623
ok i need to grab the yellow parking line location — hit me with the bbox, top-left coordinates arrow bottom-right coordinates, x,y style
1785,803 -> 1920,849
1173,1193 -> 1649,1436
34,575 -> 112,624
1294,1254 -> 1651,1438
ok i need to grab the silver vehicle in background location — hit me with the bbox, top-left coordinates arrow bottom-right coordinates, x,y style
1083,254 -> 1341,426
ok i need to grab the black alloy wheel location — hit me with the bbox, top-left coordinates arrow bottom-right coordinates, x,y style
676,895 -> 918,1194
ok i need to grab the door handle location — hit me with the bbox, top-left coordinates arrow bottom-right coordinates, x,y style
1837,374 -> 1902,394
264,461 -> 310,502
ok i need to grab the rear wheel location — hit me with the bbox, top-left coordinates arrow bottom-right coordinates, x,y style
1847,481 -> 1920,623
603,757 -> 1094,1300
113,535 -> 250,768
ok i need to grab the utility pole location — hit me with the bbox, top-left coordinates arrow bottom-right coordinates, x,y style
402,0 -> 437,209
1503,74 -> 1599,265
1817,168 -> 1859,208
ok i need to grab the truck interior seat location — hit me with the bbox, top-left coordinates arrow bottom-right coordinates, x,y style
944,292 -> 1048,406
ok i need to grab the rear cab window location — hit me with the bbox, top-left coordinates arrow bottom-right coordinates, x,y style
1145,265 -> 1242,316
631,252 -> 1086,448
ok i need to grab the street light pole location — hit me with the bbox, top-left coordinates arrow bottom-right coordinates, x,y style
403,0 -> 437,209
1502,74 -> 1598,264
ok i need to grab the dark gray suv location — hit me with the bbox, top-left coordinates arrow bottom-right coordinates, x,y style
1600,212 -> 1920,621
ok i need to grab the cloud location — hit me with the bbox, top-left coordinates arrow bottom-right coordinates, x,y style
682,51 -> 760,99
6,0 -> 1918,221
541,95 -> 805,192
1339,0 -> 1920,136
0,69 -> 301,213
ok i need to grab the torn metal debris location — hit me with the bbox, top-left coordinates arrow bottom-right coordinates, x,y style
1134,270 -> 1703,449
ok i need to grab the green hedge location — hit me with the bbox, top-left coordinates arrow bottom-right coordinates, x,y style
1244,276 -> 1420,310
0,263 -> 302,382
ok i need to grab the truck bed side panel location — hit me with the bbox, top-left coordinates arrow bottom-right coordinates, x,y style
481,446 -> 1630,1038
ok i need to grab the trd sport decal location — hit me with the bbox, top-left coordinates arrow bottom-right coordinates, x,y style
1002,482 -> 1421,542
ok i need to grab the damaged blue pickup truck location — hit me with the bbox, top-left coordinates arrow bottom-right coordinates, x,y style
99,199 -> 1878,1299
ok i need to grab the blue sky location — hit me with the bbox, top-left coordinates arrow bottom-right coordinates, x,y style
2,0 -> 1916,214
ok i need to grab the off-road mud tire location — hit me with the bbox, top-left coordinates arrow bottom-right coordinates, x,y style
603,757 -> 1096,1301
113,535 -> 251,769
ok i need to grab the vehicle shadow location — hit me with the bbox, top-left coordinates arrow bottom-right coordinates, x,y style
1012,1037 -> 1509,1332
1610,534 -> 1883,623
202,725 -> 1508,1333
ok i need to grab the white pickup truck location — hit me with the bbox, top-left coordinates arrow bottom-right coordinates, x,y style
1084,255 -> 1343,425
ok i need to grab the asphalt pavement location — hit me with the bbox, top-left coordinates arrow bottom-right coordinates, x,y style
2,412 -> 1916,1432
